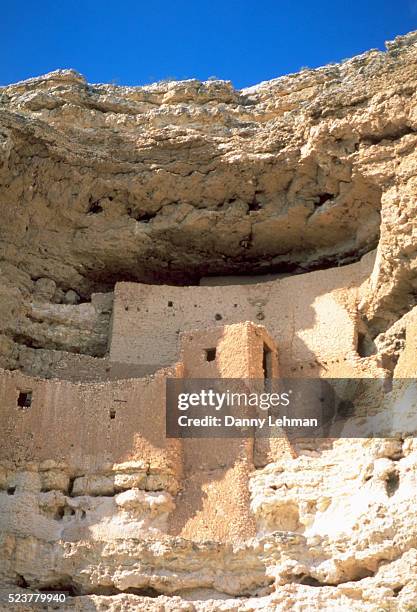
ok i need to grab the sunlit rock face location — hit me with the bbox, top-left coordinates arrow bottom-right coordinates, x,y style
0,30 -> 417,611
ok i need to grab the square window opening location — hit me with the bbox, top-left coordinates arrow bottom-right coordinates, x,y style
17,391 -> 32,409
205,348 -> 216,362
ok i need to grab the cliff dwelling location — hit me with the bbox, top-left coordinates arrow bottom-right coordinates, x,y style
1,30 -> 417,612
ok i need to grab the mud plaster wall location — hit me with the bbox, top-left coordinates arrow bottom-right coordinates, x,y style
0,322 -> 288,544
179,322 -> 279,379
39,352 -> 159,383
0,323 -> 279,490
110,254 -> 375,374
0,368 -> 182,482
169,324 -> 263,542
167,323 -> 292,543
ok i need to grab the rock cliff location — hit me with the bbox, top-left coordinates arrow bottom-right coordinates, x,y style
1,30 -> 417,611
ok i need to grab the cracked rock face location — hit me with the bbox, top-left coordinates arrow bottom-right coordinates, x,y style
1,30 -> 417,612
1,31 -> 417,366
0,33 -> 417,369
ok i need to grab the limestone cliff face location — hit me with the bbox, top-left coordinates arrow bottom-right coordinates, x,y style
0,31 -> 417,611
0,30 -> 416,362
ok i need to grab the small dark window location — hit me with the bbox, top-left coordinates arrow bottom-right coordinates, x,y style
205,348 -> 216,362
215,313 -> 222,321
17,391 -> 32,408
87,200 -> 103,214
168,301 -> 173,307
110,409 -> 116,420
7,486 -> 16,495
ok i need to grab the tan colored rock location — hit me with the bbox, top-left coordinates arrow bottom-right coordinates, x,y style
39,470 -> 69,493
1,30 -> 417,612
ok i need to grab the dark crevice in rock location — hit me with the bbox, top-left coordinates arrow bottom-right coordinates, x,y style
80,268 -> 196,294
314,193 -> 334,207
385,471 -> 400,497
52,233 -> 380,298
16,575 -> 29,588
126,206 -> 158,223
12,334 -> 38,349
363,125 -> 417,145
75,492 -> 116,498
54,505 -> 76,520
67,477 -> 76,496
293,566 -> 375,587
37,582 -> 79,596
118,587 -> 161,597
247,192 -> 263,212
54,507 -> 66,520
297,575 -> 329,587
87,198 -> 104,215
356,331 -> 377,358
32,583 -> 245,599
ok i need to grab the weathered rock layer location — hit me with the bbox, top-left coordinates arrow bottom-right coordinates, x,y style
1,30 -> 417,611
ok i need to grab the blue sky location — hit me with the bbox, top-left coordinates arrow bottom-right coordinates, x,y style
2,1 -> 416,88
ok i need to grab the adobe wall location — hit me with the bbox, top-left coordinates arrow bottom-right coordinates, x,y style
110,254 -> 375,376
16,348 -> 158,382
179,321 -> 279,379
0,368 -> 182,490
0,322 -> 290,544
0,322 -> 282,483
168,323 -> 292,543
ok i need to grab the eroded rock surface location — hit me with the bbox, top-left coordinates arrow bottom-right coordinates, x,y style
0,30 -> 416,366
1,30 -> 417,611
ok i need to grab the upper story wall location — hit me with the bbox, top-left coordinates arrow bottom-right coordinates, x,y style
179,322 -> 279,379
109,255 -> 375,375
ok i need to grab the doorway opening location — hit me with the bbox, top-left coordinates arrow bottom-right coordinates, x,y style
263,344 -> 272,379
